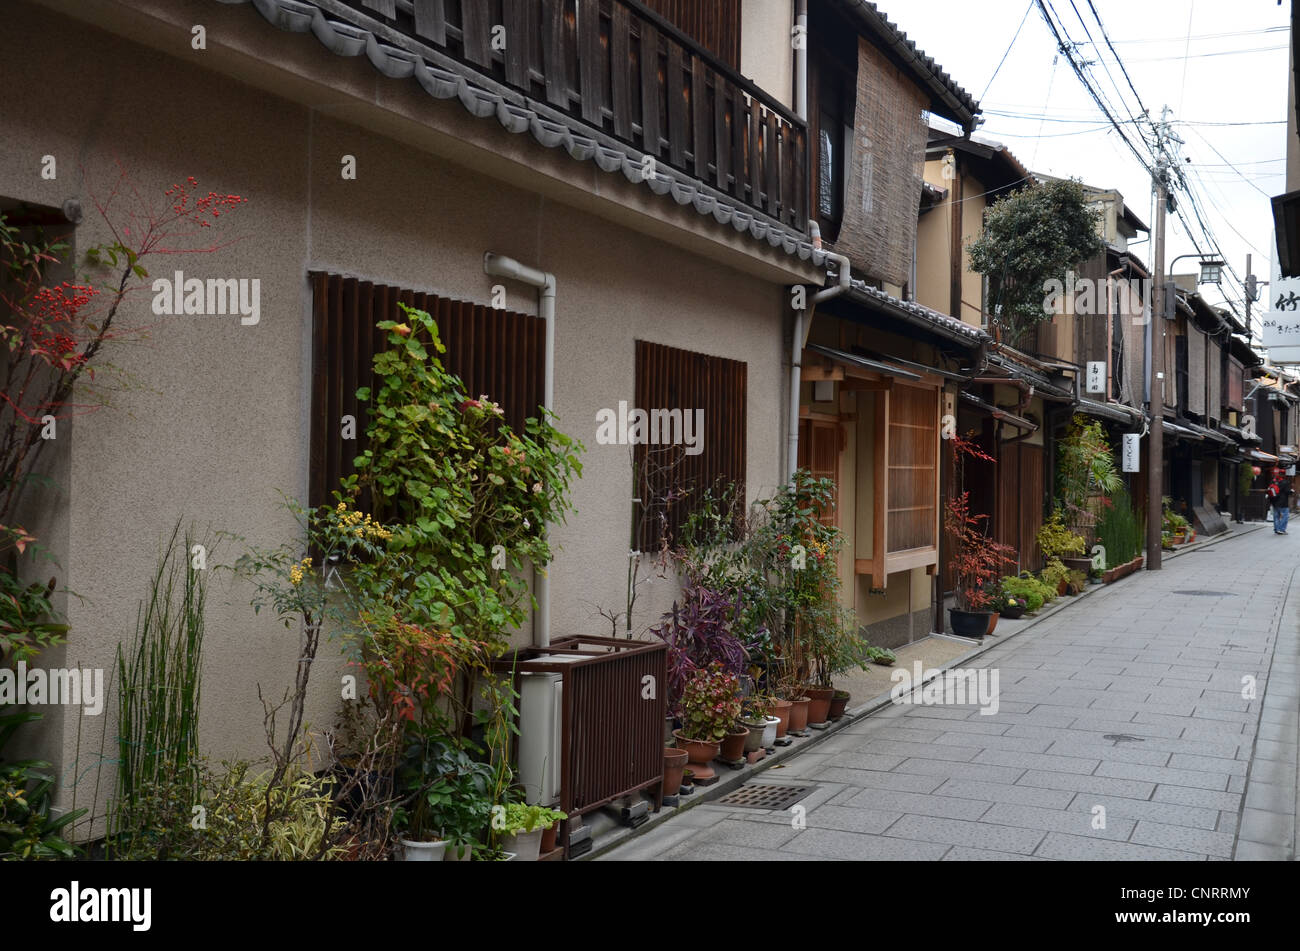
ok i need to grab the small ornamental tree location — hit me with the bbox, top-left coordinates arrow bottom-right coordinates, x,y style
967,177 -> 1105,348
947,433 -> 1016,612
0,168 -> 245,552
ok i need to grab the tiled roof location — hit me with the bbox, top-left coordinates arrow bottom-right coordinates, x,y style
216,0 -> 827,268
846,279 -> 987,345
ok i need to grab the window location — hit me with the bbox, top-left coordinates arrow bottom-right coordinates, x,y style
857,378 -> 943,588
886,384 -> 939,553
633,340 -> 746,551
308,271 -> 545,512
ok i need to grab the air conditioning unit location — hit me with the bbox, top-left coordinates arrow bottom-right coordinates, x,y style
516,656 -> 586,805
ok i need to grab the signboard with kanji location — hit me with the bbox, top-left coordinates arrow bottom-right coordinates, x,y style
1262,276 -> 1300,362
1122,433 -> 1140,473
1086,361 -> 1106,394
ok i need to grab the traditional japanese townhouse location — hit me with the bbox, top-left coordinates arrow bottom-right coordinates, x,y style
914,132 -> 1067,578
4,0 -> 827,807
794,0 -> 984,647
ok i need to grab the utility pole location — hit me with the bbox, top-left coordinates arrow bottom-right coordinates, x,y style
1146,107 -> 1174,570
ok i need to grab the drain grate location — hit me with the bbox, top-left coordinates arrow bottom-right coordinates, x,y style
1172,590 -> 1236,597
716,783 -> 815,811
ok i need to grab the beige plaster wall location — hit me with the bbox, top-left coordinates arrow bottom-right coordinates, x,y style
1,1 -> 791,820
741,0 -> 795,110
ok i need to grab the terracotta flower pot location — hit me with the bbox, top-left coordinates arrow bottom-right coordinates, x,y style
769,699 -> 792,738
720,727 -> 748,761
986,613 -> 999,635
787,696 -> 811,732
672,730 -> 719,783
804,686 -> 834,724
540,821 -> 559,854
828,690 -> 850,721
662,746 -> 688,797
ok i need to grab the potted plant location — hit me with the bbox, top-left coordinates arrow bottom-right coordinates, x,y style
395,735 -> 494,862
999,594 -> 1028,619
828,689 -> 851,720
946,490 -> 1016,637
739,697 -> 772,753
663,746 -> 689,797
1040,557 -> 1071,597
498,803 -> 566,862
539,809 -> 567,854
720,723 -> 749,761
1038,509 -> 1091,574
672,663 -> 741,784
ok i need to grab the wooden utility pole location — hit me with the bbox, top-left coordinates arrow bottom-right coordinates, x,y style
1146,108 -> 1171,570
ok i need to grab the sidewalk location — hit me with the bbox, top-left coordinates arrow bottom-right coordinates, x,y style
599,523 -> 1300,861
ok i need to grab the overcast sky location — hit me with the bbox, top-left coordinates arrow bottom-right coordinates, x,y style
883,0 -> 1289,333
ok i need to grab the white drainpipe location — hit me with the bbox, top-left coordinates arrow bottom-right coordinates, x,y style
788,244 -> 852,480
483,252 -> 555,648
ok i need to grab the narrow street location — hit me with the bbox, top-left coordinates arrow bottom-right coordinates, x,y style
602,526 -> 1300,861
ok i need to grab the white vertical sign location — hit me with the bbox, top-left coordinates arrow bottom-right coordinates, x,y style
1262,276 -> 1300,362
1086,361 -> 1106,394
1121,433 -> 1140,473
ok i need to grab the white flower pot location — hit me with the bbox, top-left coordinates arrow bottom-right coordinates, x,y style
760,715 -> 780,747
501,829 -> 543,861
399,838 -> 447,861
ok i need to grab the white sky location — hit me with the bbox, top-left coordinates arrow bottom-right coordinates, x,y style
882,0 -> 1290,333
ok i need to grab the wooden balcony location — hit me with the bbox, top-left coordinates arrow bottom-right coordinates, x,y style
344,0 -> 808,229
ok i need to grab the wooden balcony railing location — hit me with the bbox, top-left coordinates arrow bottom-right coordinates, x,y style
345,0 -> 808,229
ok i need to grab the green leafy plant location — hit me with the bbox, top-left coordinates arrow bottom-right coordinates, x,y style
999,575 -> 1046,613
1055,416 -> 1122,524
1,709 -> 85,860
351,304 -> 582,654
1037,509 -> 1087,559
967,178 -> 1105,347
499,803 -> 566,836
678,662 -> 742,743
0,572 -> 66,666
1161,497 -> 1190,535
1040,557 -> 1070,595
394,732 -> 494,853
865,646 -> 896,667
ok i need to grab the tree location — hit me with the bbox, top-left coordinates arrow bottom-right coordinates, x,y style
967,178 -> 1105,348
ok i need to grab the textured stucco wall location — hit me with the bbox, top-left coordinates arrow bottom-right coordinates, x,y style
2,1 -> 791,822
741,0 -> 795,111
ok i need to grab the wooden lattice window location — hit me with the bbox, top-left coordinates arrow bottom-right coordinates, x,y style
308,272 -> 545,513
887,384 -> 939,553
633,340 -> 746,551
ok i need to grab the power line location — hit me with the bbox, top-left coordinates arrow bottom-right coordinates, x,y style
982,1 -> 1036,102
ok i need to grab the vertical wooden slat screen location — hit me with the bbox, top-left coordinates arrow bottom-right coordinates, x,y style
638,0 -> 742,70
308,272 -> 546,512
633,340 -> 746,551
886,384 -> 939,553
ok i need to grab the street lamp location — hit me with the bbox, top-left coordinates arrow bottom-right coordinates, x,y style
1168,253 -> 1224,284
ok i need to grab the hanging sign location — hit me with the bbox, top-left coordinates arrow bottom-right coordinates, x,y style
1085,362 -> 1106,394
1261,276 -> 1300,362
1121,433 -> 1140,472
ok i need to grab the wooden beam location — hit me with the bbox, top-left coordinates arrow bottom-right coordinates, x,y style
801,364 -> 845,382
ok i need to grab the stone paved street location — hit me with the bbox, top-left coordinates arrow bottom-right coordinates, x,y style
600,526 -> 1300,861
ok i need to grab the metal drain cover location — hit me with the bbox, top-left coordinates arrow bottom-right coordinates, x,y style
716,783 -> 815,811
1172,590 -> 1236,597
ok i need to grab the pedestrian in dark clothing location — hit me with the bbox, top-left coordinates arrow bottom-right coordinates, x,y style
1267,479 -> 1293,534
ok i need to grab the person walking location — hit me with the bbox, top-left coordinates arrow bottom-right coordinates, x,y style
1267,478 -> 1293,534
